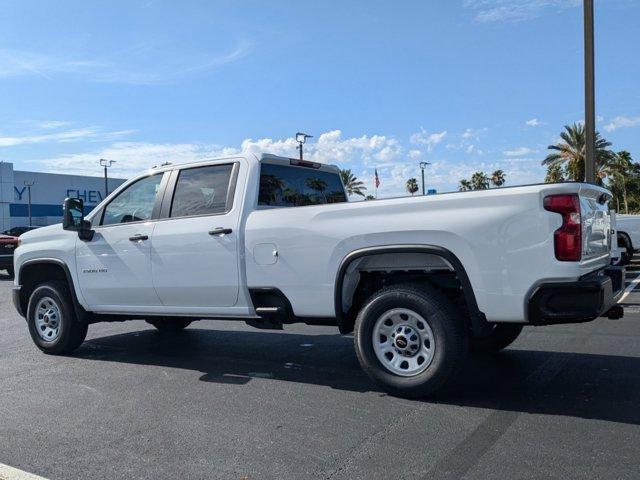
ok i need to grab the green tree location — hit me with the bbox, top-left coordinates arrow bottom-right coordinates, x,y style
544,164 -> 565,183
490,169 -> 506,187
458,179 -> 472,191
542,123 -> 614,182
364,194 -> 376,201
605,151 -> 633,213
339,169 -> 367,197
406,177 -> 419,195
471,171 -> 490,190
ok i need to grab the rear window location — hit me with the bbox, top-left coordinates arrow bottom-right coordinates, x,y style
258,163 -> 347,207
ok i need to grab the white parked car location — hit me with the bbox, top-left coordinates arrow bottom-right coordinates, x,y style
613,214 -> 640,263
12,154 -> 624,397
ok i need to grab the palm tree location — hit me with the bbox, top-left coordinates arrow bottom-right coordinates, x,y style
339,169 -> 367,197
471,171 -> 490,190
542,123 -> 615,182
605,151 -> 633,213
490,170 -> 506,187
458,179 -> 472,191
406,178 -> 419,195
545,164 -> 565,183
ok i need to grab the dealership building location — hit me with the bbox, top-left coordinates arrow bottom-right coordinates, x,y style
0,162 -> 126,232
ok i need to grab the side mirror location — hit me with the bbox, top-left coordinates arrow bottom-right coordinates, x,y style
63,197 -> 94,240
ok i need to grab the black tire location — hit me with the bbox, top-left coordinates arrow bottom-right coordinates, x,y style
26,281 -> 88,355
354,284 -> 468,398
618,233 -> 633,265
6,266 -> 14,278
146,318 -> 192,332
469,323 -> 523,354
620,251 -> 630,266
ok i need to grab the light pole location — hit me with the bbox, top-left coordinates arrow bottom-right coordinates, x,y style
99,159 -> 116,197
295,133 -> 313,160
419,162 -> 431,196
584,0 -> 596,184
23,180 -> 34,226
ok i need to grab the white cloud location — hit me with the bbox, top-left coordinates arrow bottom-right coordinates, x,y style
0,126 -> 133,147
525,118 -> 541,127
460,127 -> 488,141
22,129 -> 549,197
27,120 -> 73,129
29,130 -> 404,179
0,41 -> 252,84
32,142 -> 228,177
410,128 -> 447,152
464,0 -> 580,23
503,146 -> 534,157
604,115 -> 640,132
466,144 -> 483,155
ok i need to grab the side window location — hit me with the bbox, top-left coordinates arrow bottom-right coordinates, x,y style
258,163 -> 347,207
101,174 -> 163,226
170,164 -> 234,218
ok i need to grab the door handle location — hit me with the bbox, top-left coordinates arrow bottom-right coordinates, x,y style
208,227 -> 233,236
129,234 -> 149,241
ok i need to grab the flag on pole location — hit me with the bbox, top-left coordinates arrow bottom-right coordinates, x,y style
374,168 -> 380,188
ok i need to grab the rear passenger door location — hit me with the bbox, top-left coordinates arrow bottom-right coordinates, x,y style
151,162 -> 241,310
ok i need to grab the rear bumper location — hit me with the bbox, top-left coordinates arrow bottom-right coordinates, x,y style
528,266 -> 624,325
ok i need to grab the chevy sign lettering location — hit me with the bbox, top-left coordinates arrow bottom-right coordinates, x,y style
66,189 -> 104,204
13,187 -> 104,205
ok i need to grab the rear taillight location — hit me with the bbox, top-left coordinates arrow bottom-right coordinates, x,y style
544,194 -> 582,261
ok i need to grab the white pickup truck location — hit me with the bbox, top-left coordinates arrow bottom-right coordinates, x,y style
12,154 -> 624,397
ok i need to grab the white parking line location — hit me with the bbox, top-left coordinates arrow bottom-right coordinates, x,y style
619,273 -> 640,304
0,463 -> 48,480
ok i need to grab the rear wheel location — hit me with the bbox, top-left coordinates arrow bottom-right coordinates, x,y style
469,323 -> 523,354
146,318 -> 192,332
354,284 -> 468,398
27,281 -> 88,354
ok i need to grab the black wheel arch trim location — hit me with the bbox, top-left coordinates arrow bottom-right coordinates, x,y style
334,245 -> 486,334
17,258 -> 89,322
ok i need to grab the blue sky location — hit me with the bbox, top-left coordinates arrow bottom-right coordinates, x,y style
0,0 -> 639,196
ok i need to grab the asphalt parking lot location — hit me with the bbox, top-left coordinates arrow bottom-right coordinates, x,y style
2,264 -> 640,480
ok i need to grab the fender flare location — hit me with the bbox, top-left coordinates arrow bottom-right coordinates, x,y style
17,258 -> 88,321
333,245 -> 485,334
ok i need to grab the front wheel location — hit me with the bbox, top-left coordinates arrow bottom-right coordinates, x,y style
27,281 -> 88,354
354,285 -> 468,398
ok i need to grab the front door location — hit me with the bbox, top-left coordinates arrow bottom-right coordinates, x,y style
151,163 -> 240,309
76,172 -> 165,309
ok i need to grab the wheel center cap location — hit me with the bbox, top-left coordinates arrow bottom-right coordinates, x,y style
395,335 -> 408,349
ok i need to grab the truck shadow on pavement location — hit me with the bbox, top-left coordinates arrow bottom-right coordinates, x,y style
76,326 -> 640,426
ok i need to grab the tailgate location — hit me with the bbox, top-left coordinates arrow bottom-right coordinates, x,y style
579,185 -> 611,263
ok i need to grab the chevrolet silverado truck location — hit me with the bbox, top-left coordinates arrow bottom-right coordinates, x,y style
12,154 -> 624,397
